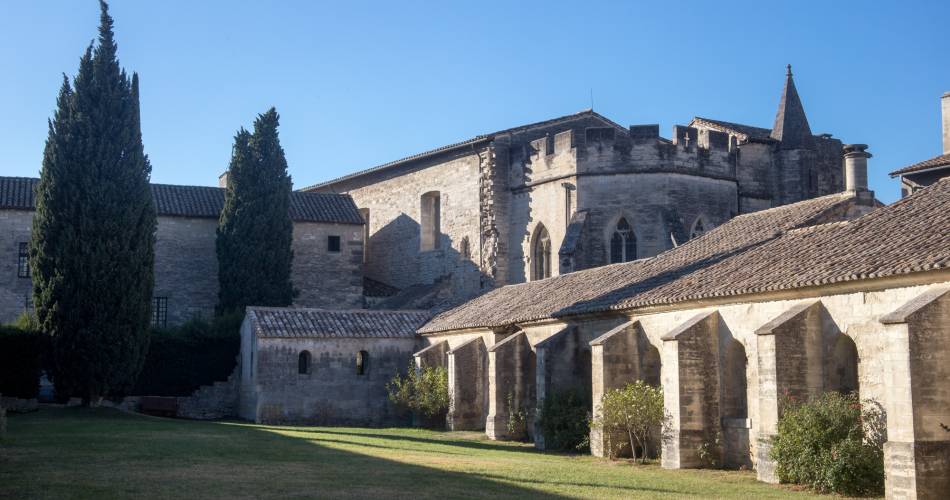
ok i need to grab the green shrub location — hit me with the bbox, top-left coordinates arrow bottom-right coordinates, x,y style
505,392 -> 530,441
590,381 -> 668,462
537,388 -> 590,452
770,392 -> 884,496
387,364 -> 449,424
132,313 -> 241,396
0,319 -> 47,399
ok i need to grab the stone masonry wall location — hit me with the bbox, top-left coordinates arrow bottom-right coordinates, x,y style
291,221 -> 363,309
0,210 -> 33,324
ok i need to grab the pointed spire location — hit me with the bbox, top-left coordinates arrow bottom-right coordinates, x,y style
770,64 -> 813,149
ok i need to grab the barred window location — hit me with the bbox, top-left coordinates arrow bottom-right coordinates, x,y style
17,242 -> 30,278
152,297 -> 168,328
327,235 -> 341,253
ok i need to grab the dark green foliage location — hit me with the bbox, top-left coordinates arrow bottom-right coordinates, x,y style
0,320 -> 47,399
216,109 -> 294,314
770,392 -> 885,496
387,363 -> 449,427
133,313 -> 242,397
30,1 -> 156,402
537,388 -> 590,452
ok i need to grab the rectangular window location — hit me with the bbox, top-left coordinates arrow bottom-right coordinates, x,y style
17,242 -> 30,278
327,235 -> 341,253
152,297 -> 168,328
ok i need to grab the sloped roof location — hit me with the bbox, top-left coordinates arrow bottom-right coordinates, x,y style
423,182 -> 950,334
0,176 -> 364,224
889,153 -> 950,177
689,117 -> 773,141
770,66 -> 813,149
301,110 -> 627,191
420,190 -> 862,333
247,307 -> 430,339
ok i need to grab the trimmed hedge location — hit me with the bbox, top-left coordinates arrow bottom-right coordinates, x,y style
0,319 -> 47,399
132,314 -> 242,397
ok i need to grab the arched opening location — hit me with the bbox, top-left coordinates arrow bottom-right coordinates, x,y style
722,339 -> 748,418
532,224 -> 551,280
609,217 -> 637,263
690,217 -> 707,240
356,350 -> 369,376
420,191 -> 441,251
641,345 -> 661,388
298,351 -> 311,375
828,334 -> 859,396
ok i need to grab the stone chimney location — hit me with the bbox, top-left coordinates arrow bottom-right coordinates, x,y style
942,92 -> 950,154
843,144 -> 870,192
218,171 -> 229,188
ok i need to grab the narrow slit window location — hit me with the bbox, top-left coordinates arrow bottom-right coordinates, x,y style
298,351 -> 312,375
356,350 -> 368,376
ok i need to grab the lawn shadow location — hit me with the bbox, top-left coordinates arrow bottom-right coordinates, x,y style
255,426 -> 541,455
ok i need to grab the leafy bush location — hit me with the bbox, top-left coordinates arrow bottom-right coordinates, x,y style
506,392 -> 530,441
537,388 -> 590,452
590,381 -> 668,462
132,313 -> 242,396
387,364 -> 449,423
770,392 -> 884,496
0,318 -> 47,399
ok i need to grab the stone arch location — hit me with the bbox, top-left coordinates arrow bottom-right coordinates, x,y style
298,350 -> 312,375
721,338 -> 748,418
690,216 -> 708,240
530,223 -> 551,280
420,191 -> 441,251
605,213 -> 638,264
827,334 -> 859,396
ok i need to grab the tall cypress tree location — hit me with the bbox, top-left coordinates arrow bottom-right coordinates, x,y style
30,1 -> 156,403
216,108 -> 295,314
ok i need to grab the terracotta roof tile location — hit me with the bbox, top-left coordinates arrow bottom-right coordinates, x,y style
0,176 -> 363,224
420,184 -> 950,334
889,153 -> 950,176
248,307 -> 430,338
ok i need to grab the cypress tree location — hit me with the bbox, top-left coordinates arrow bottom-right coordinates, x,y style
30,1 -> 156,404
216,108 -> 295,314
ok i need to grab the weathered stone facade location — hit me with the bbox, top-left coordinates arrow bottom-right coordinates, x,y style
307,69 -> 845,305
0,209 -> 33,323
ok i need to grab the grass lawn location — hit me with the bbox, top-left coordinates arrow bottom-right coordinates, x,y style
0,407 -> 833,499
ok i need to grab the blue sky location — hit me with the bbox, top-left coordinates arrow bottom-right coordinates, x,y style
2,1 -> 948,203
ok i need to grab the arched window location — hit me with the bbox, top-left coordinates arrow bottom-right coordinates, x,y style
690,217 -> 707,240
298,351 -> 311,375
532,224 -> 551,280
356,350 -> 369,376
420,191 -> 441,251
609,217 -> 637,264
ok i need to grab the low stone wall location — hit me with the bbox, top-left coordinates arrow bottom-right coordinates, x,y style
176,375 -> 238,420
0,396 -> 38,413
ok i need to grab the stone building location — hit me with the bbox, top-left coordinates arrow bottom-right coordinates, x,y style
305,66 -> 847,306
411,150 -> 950,499
0,177 -> 365,325
238,307 -> 428,425
890,92 -> 950,196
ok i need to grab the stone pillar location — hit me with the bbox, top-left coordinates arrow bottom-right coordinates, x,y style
486,332 -> 535,440
753,301 -> 825,483
590,321 -> 641,458
661,312 -> 721,469
446,337 -> 487,431
880,287 -> 950,500
843,144 -> 871,192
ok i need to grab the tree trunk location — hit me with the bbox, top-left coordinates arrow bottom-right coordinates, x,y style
627,429 -> 637,462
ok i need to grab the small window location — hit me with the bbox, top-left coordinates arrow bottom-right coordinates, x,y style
298,351 -> 312,375
151,297 -> 168,328
609,217 -> 637,264
327,235 -> 341,252
356,350 -> 368,376
17,242 -> 30,278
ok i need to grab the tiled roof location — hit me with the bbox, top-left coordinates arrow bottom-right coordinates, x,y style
363,277 -> 401,298
420,184 -> 950,334
247,307 -> 430,339
0,176 -> 363,224
690,117 -> 773,141
889,153 -> 950,176
301,110 -> 628,191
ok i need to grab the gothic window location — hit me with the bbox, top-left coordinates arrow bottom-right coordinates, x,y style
298,351 -> 312,375
356,350 -> 369,375
609,217 -> 637,264
460,236 -> 471,259
420,192 -> 441,251
151,297 -> 168,328
17,242 -> 30,278
532,224 -> 551,280
327,235 -> 341,252
690,217 -> 707,240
